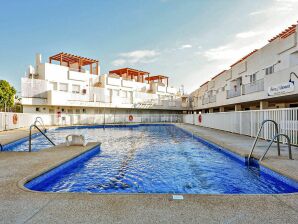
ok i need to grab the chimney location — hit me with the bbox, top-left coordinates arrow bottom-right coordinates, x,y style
35,53 -> 42,65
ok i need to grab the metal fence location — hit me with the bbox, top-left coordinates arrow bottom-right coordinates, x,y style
183,108 -> 298,145
0,112 -> 183,131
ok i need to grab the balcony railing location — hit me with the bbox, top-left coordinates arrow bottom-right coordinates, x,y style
209,95 -> 216,103
202,97 -> 209,105
242,79 -> 264,95
202,95 -> 216,105
227,87 -> 241,99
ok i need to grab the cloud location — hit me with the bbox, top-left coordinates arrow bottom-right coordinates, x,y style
179,44 -> 192,49
112,59 -> 126,66
236,31 -> 262,38
250,0 -> 297,15
112,50 -> 160,66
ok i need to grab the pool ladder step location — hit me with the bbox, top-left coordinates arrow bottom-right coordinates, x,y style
248,119 -> 292,164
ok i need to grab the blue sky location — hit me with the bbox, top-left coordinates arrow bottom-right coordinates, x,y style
0,0 -> 297,94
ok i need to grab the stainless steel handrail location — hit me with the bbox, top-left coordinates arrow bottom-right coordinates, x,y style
34,117 -> 46,132
248,120 -> 280,162
29,124 -> 55,152
259,134 -> 292,161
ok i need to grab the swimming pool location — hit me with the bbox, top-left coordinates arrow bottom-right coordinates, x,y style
23,124 -> 298,194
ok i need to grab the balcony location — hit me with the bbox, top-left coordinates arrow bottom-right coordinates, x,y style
202,95 -> 216,105
202,97 -> 209,105
242,79 -> 264,95
227,87 -> 241,99
209,95 -> 216,103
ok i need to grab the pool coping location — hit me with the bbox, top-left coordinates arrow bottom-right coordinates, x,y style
17,123 -> 298,196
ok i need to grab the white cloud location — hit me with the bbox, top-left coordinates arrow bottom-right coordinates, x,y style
250,0 -> 297,15
112,59 -> 126,66
179,44 -> 192,49
112,50 -> 160,66
236,31 -> 262,38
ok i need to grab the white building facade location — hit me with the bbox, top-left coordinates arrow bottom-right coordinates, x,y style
190,23 -> 298,113
21,53 -> 188,115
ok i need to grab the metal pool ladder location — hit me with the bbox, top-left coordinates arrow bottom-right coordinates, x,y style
259,133 -> 292,161
248,119 -> 292,163
34,117 -> 47,132
28,117 -> 55,152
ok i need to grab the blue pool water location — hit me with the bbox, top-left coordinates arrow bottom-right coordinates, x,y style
23,125 -> 298,194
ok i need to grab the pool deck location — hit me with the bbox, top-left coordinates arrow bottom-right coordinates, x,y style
0,124 -> 298,224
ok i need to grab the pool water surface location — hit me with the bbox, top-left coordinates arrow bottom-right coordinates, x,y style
24,125 -> 298,194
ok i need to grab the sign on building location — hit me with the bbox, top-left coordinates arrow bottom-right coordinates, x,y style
268,82 -> 295,96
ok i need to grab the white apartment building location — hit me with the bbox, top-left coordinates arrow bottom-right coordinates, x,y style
21,52 -> 188,115
190,23 -> 298,113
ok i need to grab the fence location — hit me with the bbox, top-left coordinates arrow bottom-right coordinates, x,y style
183,108 -> 298,145
0,112 -> 183,131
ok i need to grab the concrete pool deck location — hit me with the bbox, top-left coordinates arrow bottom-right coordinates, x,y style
0,124 -> 298,223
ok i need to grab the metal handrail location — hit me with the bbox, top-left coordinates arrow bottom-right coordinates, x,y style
34,117 -> 46,132
260,134 -> 292,161
248,120 -> 280,161
29,124 -> 55,152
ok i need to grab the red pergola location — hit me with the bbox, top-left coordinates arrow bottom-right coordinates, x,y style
145,75 -> 169,86
49,52 -> 99,75
109,68 -> 150,83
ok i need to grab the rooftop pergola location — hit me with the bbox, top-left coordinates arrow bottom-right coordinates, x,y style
145,75 -> 169,86
109,68 -> 150,83
49,52 -> 99,75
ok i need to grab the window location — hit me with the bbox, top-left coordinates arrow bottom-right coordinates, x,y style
36,107 -> 40,112
250,73 -> 256,83
265,66 -> 274,75
72,84 -> 80,94
59,83 -> 68,92
49,82 -> 57,90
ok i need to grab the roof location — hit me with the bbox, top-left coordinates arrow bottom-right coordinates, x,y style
49,52 -> 98,66
268,24 -> 297,42
109,68 -> 149,76
211,70 -> 227,80
145,75 -> 168,81
200,81 -> 209,87
230,49 -> 258,67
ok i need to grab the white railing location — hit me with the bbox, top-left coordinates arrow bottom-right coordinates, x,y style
183,108 -> 298,145
0,112 -> 183,131
202,97 -> 209,105
226,88 -> 241,99
242,79 -> 264,95
209,95 -> 216,103
21,78 -> 48,98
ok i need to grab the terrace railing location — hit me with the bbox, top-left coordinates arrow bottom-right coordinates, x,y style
226,88 -> 241,99
242,79 -> 264,95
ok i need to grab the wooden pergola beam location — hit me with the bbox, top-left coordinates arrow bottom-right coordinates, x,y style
48,52 -> 99,75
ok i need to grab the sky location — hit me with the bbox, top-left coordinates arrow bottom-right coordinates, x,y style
0,0 -> 298,94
